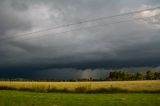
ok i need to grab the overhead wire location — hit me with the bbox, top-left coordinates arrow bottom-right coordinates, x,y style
0,14 -> 159,44
0,6 -> 159,43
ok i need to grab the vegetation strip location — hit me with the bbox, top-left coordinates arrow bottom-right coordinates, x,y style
0,80 -> 160,93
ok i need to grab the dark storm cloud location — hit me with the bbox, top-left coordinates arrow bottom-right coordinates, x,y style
0,0 -> 160,79
1,67 -> 160,80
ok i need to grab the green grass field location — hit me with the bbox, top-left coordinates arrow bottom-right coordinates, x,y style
0,90 -> 160,106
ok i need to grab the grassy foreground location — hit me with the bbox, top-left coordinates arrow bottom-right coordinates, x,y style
0,90 -> 160,106
0,80 -> 160,93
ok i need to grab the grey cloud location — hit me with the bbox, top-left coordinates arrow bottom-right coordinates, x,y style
0,0 -> 32,35
0,0 -> 160,79
10,0 -> 29,11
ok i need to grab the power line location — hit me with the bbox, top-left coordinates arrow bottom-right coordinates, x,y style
0,14 -> 158,44
0,6 -> 160,42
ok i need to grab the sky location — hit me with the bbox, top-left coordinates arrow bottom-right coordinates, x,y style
0,0 -> 160,79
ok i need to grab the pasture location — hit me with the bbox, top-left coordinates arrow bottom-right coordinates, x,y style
0,80 -> 160,93
0,81 -> 160,106
0,90 -> 160,106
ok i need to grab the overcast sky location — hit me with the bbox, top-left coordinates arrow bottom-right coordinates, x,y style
0,0 -> 160,79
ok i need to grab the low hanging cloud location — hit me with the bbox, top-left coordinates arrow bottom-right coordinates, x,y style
1,67 -> 160,80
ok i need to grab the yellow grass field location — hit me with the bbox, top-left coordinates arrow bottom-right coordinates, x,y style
0,80 -> 160,93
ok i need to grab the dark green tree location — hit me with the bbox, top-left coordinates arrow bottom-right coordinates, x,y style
135,72 -> 144,80
146,70 -> 155,80
154,71 -> 160,80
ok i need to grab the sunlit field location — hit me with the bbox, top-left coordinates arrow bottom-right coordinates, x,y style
0,80 -> 160,93
0,81 -> 160,106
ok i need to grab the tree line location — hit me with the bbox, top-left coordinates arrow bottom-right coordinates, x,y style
107,70 -> 160,81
